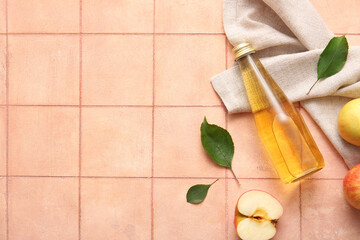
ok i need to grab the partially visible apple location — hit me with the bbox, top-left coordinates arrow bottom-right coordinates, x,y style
343,164 -> 360,210
234,190 -> 283,240
337,98 -> 360,146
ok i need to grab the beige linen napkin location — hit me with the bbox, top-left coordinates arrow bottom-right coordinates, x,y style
211,0 -> 360,168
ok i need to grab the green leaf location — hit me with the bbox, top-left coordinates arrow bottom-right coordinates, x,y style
317,35 -> 348,80
200,117 -> 234,168
186,179 -> 218,204
308,35 -> 348,94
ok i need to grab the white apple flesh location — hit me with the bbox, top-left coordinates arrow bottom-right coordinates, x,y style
234,190 -> 283,240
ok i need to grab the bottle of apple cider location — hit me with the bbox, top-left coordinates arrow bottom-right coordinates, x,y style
233,43 -> 325,183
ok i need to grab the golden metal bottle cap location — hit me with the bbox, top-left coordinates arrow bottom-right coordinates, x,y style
232,42 -> 255,60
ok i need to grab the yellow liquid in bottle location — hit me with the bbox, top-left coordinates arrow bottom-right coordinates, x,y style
237,54 -> 324,183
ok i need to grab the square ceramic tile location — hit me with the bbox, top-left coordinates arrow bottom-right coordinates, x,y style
8,107 -> 79,176
228,113 -> 279,179
81,178 -> 151,240
0,178 -> 6,240
8,177 -> 79,240
82,0 -> 153,33
8,0 -> 79,33
9,35 -> 79,105
300,108 -> 348,179
227,179 -> 300,240
0,108 -> 5,175
301,179 -> 360,240
310,0 -> 360,34
82,35 -> 153,105
81,107 -> 152,177
0,36 -> 5,105
154,107 -> 226,178
155,0 -> 224,33
153,178 -> 225,240
155,35 -> 224,105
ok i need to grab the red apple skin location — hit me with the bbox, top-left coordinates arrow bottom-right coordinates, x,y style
343,164 -> 360,210
234,197 -> 241,229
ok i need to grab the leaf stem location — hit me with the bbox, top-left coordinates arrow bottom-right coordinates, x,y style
230,168 -> 240,185
306,79 -> 320,95
210,178 -> 219,186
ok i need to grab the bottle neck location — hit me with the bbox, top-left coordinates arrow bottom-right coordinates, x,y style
236,53 -> 286,113
245,55 -> 283,114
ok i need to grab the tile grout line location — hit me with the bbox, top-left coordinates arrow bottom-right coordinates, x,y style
0,32 -> 226,36
78,1 -> 82,239
224,37 -> 229,240
151,0 -> 156,239
225,123 -> 229,240
2,32 -> 360,36
299,181 -> 302,240
1,175 -> 345,180
0,104 -> 224,108
5,0 -> 9,238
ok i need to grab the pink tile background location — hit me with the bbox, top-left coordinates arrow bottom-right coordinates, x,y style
81,107 -> 153,177
1,0 -> 359,239
0,0 -> 5,34
155,0 -> 224,33
8,35 -> 80,105
0,177 -> 6,239
82,0 -> 154,33
0,36 -> 5,105
8,107 -> 79,176
81,178 -> 152,239
8,177 -> 79,240
82,35 -> 153,105
0,108 -> 5,175
7,0 -> 79,33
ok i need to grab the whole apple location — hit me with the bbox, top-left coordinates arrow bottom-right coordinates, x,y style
337,98 -> 360,146
234,190 -> 283,240
343,164 -> 360,210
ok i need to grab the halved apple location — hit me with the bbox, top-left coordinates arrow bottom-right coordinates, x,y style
234,190 -> 283,240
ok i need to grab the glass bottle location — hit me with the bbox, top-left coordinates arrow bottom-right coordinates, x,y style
233,43 -> 325,183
